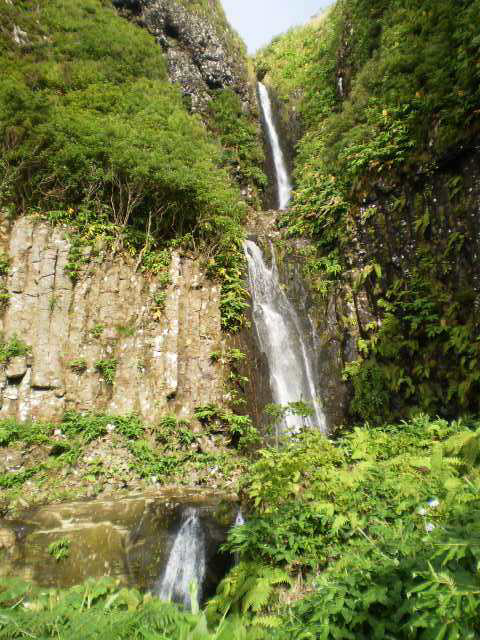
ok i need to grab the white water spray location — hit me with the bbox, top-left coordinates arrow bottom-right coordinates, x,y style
244,240 -> 326,435
258,82 -> 292,210
234,510 -> 245,527
156,508 -> 206,610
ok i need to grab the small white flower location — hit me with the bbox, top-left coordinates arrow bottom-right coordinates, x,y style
106,423 -> 116,433
418,507 -> 427,516
428,498 -> 439,509
425,522 -> 435,533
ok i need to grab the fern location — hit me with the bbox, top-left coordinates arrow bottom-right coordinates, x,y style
444,428 -> 480,466
206,563 -> 291,626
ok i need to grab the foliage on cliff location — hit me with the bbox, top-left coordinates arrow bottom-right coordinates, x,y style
208,89 -> 267,201
0,0 -> 252,331
0,0 -> 243,235
257,0 -> 480,421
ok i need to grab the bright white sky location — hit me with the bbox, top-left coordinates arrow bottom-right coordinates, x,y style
221,0 -> 331,53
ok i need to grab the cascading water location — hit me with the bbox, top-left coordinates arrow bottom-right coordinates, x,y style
244,240 -> 327,435
156,508 -> 206,610
258,82 -> 292,210
234,510 -> 245,527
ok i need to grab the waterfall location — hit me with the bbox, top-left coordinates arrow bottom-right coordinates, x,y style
234,510 -> 245,527
156,508 -> 206,610
244,240 -> 326,435
258,82 -> 292,210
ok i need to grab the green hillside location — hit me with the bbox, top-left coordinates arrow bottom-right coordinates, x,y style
257,0 -> 480,423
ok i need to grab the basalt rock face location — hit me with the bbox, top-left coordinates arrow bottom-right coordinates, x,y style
113,0 -> 251,113
0,217 -> 226,424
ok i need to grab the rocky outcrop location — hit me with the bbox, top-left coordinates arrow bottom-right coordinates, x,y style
0,217 -> 226,424
114,0 -> 251,113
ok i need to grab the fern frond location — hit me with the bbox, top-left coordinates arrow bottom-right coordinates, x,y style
253,614 -> 282,628
242,579 -> 273,614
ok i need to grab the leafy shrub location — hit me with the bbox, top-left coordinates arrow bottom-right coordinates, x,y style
208,88 -> 267,197
228,416 -> 468,567
61,411 -> 143,443
128,439 -> 179,479
0,0 -> 244,239
0,577 -> 266,639
69,358 -> 87,374
47,537 -> 70,562
194,404 -> 259,450
0,335 -> 30,364
95,359 -> 117,385
206,562 -> 291,630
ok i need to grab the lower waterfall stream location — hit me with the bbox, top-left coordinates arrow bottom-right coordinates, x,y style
156,508 -> 206,609
244,239 -> 326,434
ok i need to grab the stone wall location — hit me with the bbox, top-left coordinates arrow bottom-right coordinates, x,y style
0,217 -> 226,423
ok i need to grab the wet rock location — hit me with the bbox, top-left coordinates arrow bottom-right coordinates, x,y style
1,492 -> 234,592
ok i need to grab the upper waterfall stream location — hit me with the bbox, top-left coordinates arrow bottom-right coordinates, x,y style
258,82 -> 292,210
244,240 -> 326,434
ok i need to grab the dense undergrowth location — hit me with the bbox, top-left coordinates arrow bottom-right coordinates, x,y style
257,0 -> 480,420
0,409 -> 255,507
2,415 -> 480,638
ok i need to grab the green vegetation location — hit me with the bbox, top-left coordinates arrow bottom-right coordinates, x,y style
0,334 -> 30,364
48,537 -> 71,562
208,88 -> 267,204
258,0 -> 480,421
194,404 -> 260,451
0,0 -> 243,236
95,358 -> 117,385
0,577 -> 262,639
207,247 -> 250,334
0,252 -> 9,277
116,324 -> 136,338
0,411 -> 251,507
89,324 -> 105,340
0,0 -> 250,332
213,415 -> 480,638
69,358 -> 88,374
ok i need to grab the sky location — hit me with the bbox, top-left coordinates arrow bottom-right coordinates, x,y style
221,0 -> 331,53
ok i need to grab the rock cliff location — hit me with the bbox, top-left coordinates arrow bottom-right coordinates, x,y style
113,0 -> 251,114
0,217 -> 226,424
